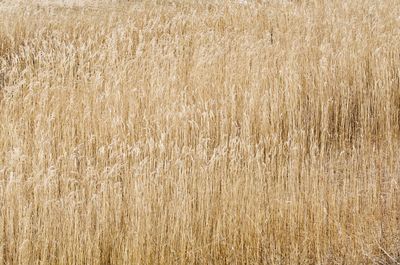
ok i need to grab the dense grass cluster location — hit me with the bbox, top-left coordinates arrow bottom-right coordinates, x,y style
1,0 -> 400,264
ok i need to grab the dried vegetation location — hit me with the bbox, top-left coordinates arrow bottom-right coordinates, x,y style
1,0 -> 400,264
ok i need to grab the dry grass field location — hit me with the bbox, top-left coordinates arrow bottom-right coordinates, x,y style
1,0 -> 400,264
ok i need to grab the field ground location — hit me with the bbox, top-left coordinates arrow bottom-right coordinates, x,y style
1,0 -> 400,264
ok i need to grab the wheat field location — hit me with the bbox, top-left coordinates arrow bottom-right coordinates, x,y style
1,0 -> 400,264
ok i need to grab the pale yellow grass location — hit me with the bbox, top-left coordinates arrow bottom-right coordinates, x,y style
1,0 -> 400,264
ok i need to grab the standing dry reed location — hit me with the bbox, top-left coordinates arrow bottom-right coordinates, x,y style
1,0 -> 400,264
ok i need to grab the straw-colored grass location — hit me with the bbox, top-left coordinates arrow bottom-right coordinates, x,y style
1,0 -> 400,264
